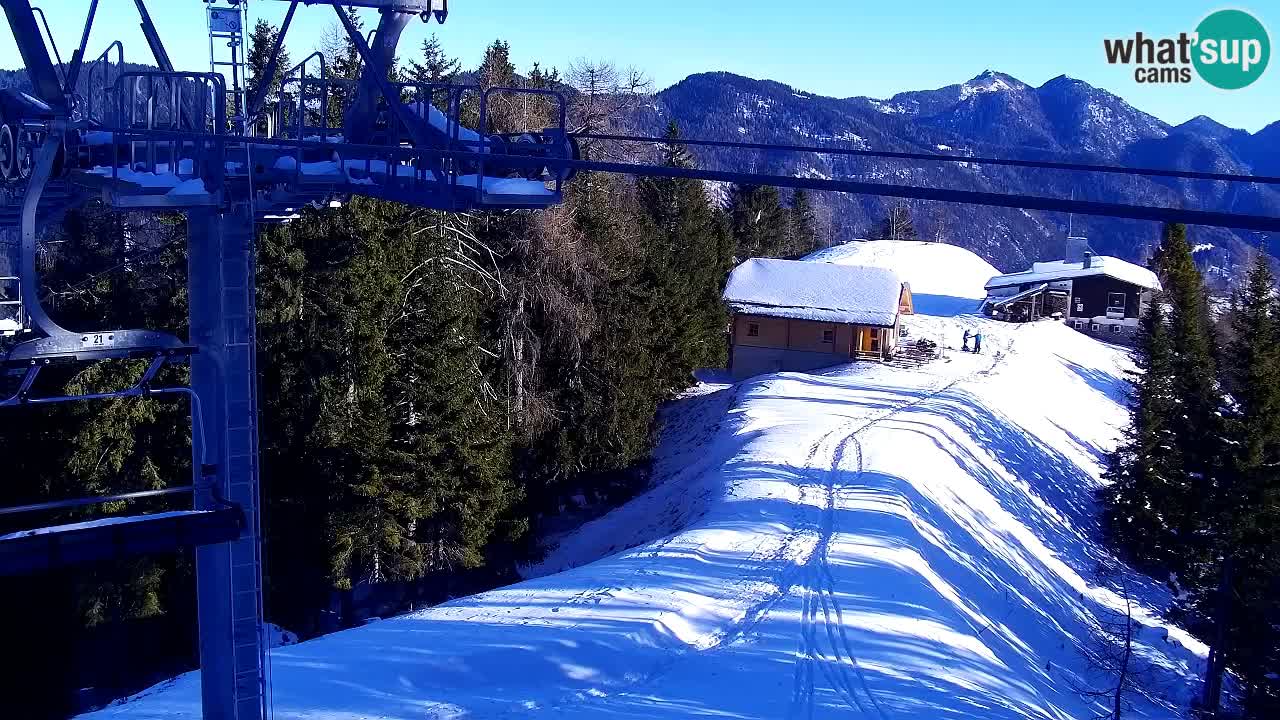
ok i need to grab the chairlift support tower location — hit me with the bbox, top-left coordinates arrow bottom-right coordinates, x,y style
0,0 -> 569,717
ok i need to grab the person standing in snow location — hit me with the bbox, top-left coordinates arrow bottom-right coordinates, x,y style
974,332 -> 983,354
962,329 -> 971,352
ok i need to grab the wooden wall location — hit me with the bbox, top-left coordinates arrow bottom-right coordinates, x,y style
734,314 -> 878,358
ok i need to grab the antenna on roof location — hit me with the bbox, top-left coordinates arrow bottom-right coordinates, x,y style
1065,187 -> 1090,262
1068,193 -> 1075,238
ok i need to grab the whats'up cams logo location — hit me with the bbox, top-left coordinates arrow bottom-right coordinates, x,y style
1104,9 -> 1270,89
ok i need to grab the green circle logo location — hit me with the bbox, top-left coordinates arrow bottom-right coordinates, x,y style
1193,9 -> 1270,89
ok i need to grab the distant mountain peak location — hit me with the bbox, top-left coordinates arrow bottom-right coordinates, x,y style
1176,115 -> 1244,141
970,69 -> 1020,84
1252,119 -> 1280,138
647,67 -> 1278,281
959,70 -> 1023,99
1040,74 -> 1086,90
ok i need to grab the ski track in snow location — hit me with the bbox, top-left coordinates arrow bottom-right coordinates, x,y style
785,338 -> 1012,719
85,243 -> 1205,720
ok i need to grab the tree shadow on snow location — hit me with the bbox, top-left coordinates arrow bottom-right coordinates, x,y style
1055,354 -> 1133,406
910,293 -> 985,318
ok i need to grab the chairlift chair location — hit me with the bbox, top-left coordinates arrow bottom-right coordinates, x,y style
1,136 -> 195,407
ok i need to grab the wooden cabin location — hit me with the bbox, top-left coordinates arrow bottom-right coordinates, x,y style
723,258 -> 914,380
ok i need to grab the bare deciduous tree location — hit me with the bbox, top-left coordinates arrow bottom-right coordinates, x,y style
565,59 -> 651,162
1068,562 -> 1174,720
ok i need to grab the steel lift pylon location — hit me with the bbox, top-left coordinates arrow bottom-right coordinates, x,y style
0,1 -> 576,718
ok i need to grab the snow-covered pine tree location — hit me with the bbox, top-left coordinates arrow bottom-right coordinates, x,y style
1154,223 -> 1223,594
1103,224 -> 1224,589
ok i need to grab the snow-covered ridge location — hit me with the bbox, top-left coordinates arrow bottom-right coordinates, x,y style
88,241 -> 1206,720
806,240 -> 998,316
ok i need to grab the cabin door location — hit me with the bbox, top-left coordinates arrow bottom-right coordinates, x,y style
858,327 -> 878,354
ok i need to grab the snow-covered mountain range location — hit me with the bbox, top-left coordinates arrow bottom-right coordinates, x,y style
635,70 -> 1280,281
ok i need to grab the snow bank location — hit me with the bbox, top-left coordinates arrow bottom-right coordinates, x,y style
404,102 -> 486,149
806,239 -> 996,299
88,238 -> 1207,720
806,240 -> 997,316
166,179 -> 207,197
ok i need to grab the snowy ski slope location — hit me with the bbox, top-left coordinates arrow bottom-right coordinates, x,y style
86,241 -> 1206,720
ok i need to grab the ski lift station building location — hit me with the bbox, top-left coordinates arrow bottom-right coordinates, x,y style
723,258 -> 914,380
983,249 -> 1161,342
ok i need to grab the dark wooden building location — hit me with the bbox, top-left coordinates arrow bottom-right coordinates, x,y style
983,250 -> 1160,343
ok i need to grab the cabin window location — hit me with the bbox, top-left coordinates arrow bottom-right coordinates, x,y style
1073,320 -> 1085,330
1091,324 -> 1101,332
1075,300 -> 1084,314
1107,292 -> 1127,313
747,322 -> 760,337
822,329 -> 834,344
1111,325 -> 1122,334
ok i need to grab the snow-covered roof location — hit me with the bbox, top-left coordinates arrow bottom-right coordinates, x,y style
990,283 -> 1050,307
723,258 -> 904,327
985,255 -> 1160,292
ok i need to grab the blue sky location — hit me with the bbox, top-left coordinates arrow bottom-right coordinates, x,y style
4,1 -> 1277,132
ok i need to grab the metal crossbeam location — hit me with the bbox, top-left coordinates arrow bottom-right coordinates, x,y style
132,0 -> 175,72
0,0 -> 66,109
0,507 -> 243,575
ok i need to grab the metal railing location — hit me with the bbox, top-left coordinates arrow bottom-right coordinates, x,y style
269,73 -> 569,205
92,71 -> 227,192
72,61 -> 570,210
84,40 -> 123,125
